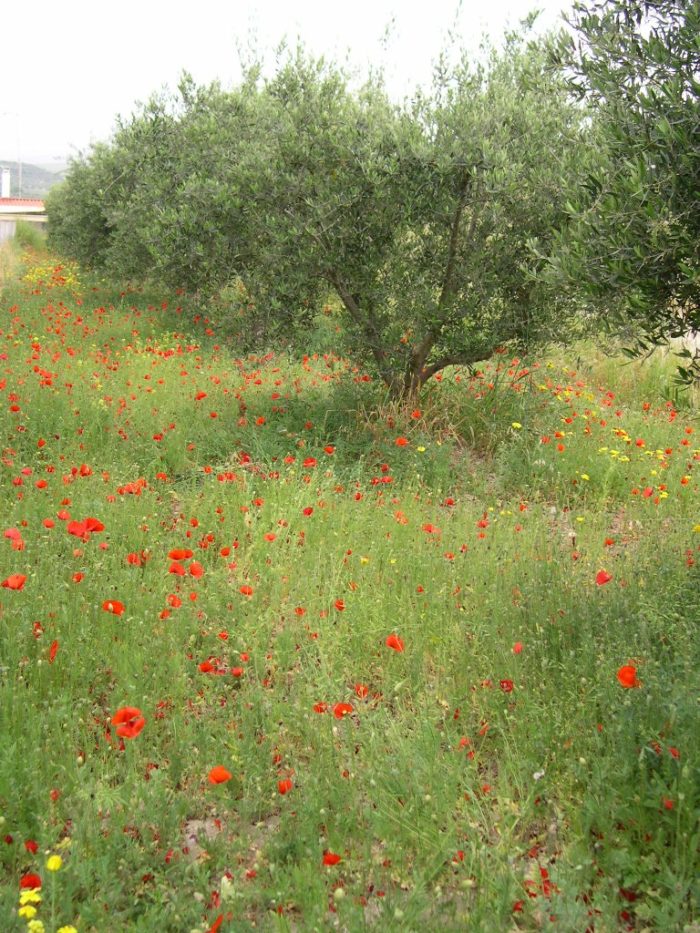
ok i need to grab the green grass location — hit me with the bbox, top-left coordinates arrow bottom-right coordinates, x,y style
0,250 -> 698,932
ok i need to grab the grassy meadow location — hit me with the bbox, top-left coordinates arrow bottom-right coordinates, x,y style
0,245 -> 698,931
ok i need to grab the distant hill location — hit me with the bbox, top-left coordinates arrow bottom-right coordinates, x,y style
0,161 -> 66,199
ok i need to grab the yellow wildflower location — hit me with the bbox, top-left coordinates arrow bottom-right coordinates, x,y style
19,905 -> 37,919
19,891 -> 42,905
46,854 -> 63,872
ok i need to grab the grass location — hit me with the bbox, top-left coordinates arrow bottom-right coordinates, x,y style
0,246 -> 698,932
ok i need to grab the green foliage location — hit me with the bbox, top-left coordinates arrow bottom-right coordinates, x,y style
47,28 -> 587,397
12,219 -> 45,250
549,0 -> 700,381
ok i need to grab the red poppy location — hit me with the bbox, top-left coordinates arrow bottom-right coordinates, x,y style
102,599 -> 125,615
1,573 -> 26,590
189,561 -> 204,578
499,679 -> 514,693
313,702 -> 328,713
208,766 -> 232,785
323,851 -> 342,866
596,570 -> 613,586
24,840 -> 38,854
48,640 -> 58,663
239,585 -> 254,596
334,599 -> 345,612
169,561 -> 186,576
617,665 -> 641,688
278,779 -> 293,795
354,683 -> 369,699
385,633 -> 404,652
395,436 -> 409,446
169,548 -> 193,560
333,702 -> 354,719
513,642 -> 523,654
19,872 -> 42,889
111,706 -> 146,738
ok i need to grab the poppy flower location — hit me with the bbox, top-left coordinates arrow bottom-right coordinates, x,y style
354,683 -> 369,699
20,873 -> 42,889
48,640 -> 58,663
385,633 -> 405,652
188,561 -> 204,578
168,548 -> 193,560
596,570 -> 613,586
499,679 -> 514,693
278,778 -> 293,795
323,851 -> 342,866
102,599 -> 125,615
208,766 -> 232,785
111,706 -> 145,738
333,702 -> 354,719
1,573 -> 26,590
616,665 -> 641,688
313,702 -> 328,713
239,585 -> 254,597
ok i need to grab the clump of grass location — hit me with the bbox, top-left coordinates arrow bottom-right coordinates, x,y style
13,219 -> 47,251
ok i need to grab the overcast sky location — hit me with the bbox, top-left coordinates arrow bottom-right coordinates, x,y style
1,0 -> 571,167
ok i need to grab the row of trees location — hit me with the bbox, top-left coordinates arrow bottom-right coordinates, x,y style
47,0 -> 699,394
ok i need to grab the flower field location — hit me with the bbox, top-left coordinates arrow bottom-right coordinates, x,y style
1,251 -> 698,931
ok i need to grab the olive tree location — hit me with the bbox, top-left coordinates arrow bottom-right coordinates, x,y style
550,0 -> 700,380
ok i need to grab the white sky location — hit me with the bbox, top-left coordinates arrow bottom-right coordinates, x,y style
1,0 -> 571,166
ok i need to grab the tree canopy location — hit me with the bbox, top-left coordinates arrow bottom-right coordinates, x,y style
550,0 -> 700,380
48,25 -> 590,396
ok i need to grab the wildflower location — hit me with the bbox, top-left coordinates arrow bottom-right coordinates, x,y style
595,570 -> 613,586
102,599 -> 125,615
46,855 -> 62,872
278,779 -> 293,795
323,851 -> 342,865
1,573 -> 26,590
111,707 -> 146,738
333,702 -> 354,719
616,665 -> 641,688
19,890 -> 41,905
385,633 -> 405,652
208,766 -> 232,785
57,927 -> 79,933
20,873 -> 42,889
